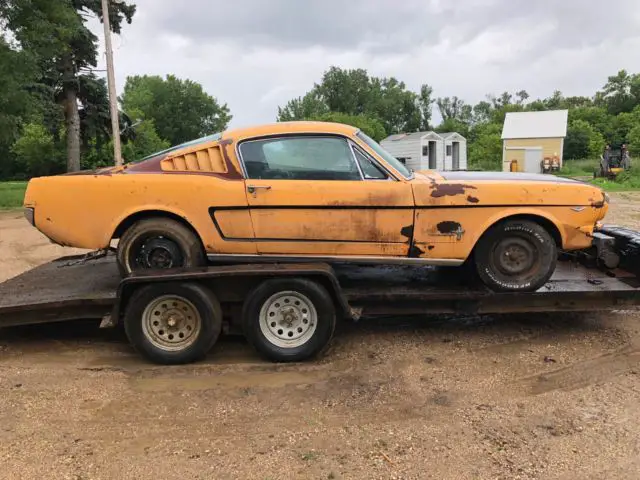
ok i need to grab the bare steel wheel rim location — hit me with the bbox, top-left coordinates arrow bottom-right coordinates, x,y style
259,291 -> 318,349
141,295 -> 201,351
494,237 -> 539,276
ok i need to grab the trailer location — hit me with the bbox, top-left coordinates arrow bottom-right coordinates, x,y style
2,226 -> 640,365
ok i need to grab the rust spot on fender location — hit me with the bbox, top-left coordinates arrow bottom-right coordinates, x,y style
437,221 -> 461,234
409,244 -> 425,258
466,195 -> 479,203
400,225 -> 414,240
430,183 -> 477,198
427,245 -> 435,251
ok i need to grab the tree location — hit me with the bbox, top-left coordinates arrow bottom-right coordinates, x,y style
316,67 -> 372,116
11,123 -> 64,177
564,120 -> 605,159
627,124 -> 640,157
121,74 -> 232,146
0,0 -> 136,172
597,70 -> 640,115
467,123 -> 502,171
277,91 -> 328,121
544,90 -> 565,109
316,112 -> 386,142
418,84 -> 435,130
472,101 -> 493,125
436,96 -> 472,123
121,114 -> 170,162
435,118 -> 470,139
276,66 -> 427,135
0,36 -> 37,178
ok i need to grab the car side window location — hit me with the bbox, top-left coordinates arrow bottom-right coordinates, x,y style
240,136 -> 362,181
353,147 -> 388,180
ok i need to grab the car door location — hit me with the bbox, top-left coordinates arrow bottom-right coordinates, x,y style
237,134 -> 414,257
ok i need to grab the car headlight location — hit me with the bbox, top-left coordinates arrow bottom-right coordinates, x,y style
24,207 -> 34,226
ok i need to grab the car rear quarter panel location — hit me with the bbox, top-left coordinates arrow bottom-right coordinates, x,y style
24,173 -> 253,252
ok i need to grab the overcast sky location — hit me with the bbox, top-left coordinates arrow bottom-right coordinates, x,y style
90,0 -> 640,129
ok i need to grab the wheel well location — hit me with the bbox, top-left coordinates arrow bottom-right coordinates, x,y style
112,210 -> 204,248
482,214 -> 563,247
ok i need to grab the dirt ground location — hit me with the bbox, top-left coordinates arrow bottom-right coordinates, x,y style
2,196 -> 640,480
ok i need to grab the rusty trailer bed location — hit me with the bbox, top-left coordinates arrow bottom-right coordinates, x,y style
1,254 -> 640,329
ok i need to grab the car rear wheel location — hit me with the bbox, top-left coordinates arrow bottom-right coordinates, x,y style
242,278 -> 337,362
116,217 -> 205,276
474,219 -> 557,292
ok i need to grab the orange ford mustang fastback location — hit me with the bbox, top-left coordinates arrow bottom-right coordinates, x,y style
23,121 -> 609,292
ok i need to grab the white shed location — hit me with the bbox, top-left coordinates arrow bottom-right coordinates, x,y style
439,132 -> 468,171
380,131 -> 467,171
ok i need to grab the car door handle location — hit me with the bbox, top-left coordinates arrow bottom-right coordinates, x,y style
247,185 -> 272,194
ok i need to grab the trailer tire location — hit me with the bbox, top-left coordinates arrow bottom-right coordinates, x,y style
124,282 -> 222,365
242,278 -> 336,362
474,219 -> 557,292
117,217 -> 205,276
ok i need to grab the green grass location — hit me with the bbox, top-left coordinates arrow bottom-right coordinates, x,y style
0,181 -> 27,209
557,158 -> 595,177
556,159 -> 640,192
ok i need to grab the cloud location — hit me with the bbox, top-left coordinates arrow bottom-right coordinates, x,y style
90,0 -> 640,129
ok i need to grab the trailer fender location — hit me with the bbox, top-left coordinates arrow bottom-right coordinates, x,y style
109,263 -> 353,326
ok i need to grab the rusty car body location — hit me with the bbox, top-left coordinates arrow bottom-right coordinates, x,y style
23,121 -> 610,291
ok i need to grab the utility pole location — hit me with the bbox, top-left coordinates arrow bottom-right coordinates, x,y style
101,0 -> 122,166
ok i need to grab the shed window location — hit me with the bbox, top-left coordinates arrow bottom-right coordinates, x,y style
446,145 -> 452,156
422,145 -> 429,156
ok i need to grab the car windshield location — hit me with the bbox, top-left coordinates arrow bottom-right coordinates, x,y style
130,132 -> 223,163
356,131 -> 413,179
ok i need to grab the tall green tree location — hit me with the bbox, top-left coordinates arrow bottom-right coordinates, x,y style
277,91 -> 328,122
597,70 -> 640,115
276,67 -> 430,135
467,123 -> 502,171
435,96 -> 472,123
418,84 -> 435,130
121,74 -> 232,145
0,36 -> 37,178
315,112 -> 386,142
564,119 -> 605,159
0,0 -> 136,172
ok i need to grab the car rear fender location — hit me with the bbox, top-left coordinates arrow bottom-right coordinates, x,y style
109,206 -> 202,243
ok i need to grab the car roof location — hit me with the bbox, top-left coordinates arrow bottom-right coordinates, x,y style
223,121 -> 359,141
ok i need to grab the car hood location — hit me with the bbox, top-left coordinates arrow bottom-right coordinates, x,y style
410,170 -> 606,208
424,170 -> 583,184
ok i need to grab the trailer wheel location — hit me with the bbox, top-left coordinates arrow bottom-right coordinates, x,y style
242,278 -> 336,362
474,219 -> 557,292
124,282 -> 222,365
117,217 -> 205,276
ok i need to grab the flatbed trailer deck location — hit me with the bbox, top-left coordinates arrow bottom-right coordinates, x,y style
2,253 -> 640,327
2,240 -> 640,364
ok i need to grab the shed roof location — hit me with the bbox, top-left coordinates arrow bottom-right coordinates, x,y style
381,131 -> 440,143
439,132 -> 466,140
501,110 -> 568,139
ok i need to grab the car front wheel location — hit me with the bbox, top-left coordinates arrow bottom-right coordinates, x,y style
474,219 -> 557,292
